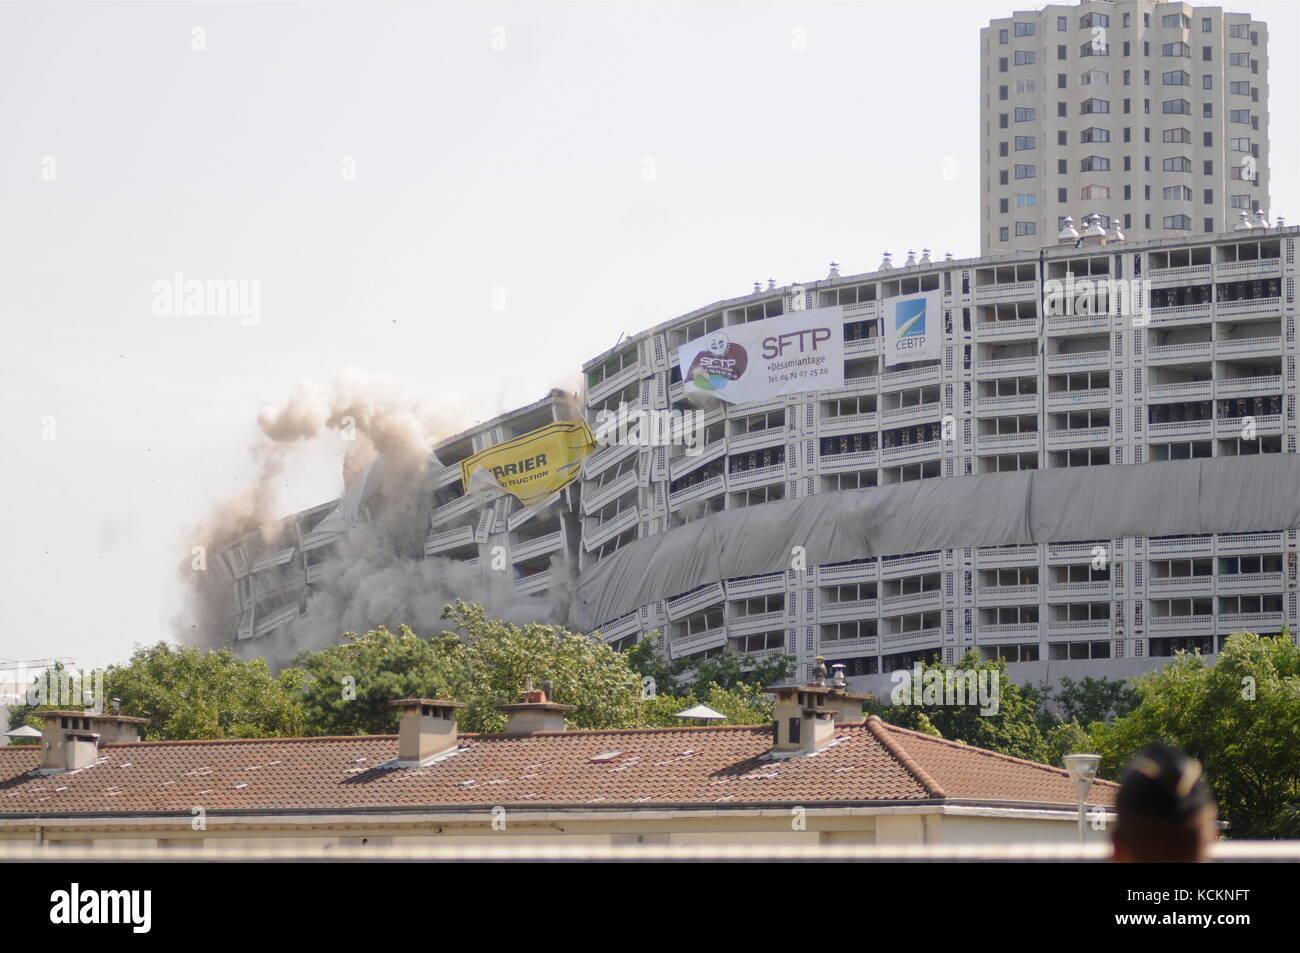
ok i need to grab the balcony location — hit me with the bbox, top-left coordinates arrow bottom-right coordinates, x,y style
1215,414 -> 1282,438
975,355 -> 1039,380
1146,575 -> 1215,596
816,560 -> 879,586
1046,350 -> 1111,373
819,598 -> 881,623
1216,296 -> 1282,320
587,362 -> 643,406
1046,541 -> 1105,562
880,551 -> 943,578
669,626 -> 726,660
510,529 -> 565,564
974,544 -> 1040,568
1145,535 -> 1213,557
668,439 -> 725,481
1215,335 -> 1282,360
1146,378 -> 1213,402
1044,425 -> 1112,450
726,609 -> 789,636
1147,341 -> 1213,365
1216,571 -> 1285,594
582,441 -> 638,480
973,279 -> 1038,303
1215,531 -> 1285,555
1146,418 -> 1214,441
974,392 -> 1039,416
975,622 -> 1042,643
844,336 -> 881,358
881,589 -> 943,614
1046,388 -> 1110,412
1147,615 -> 1214,635
975,583 -> 1041,606
728,426 -> 789,456
583,506 -> 639,550
725,462 -> 788,492
975,430 -> 1040,454
881,627 -> 943,652
514,568 -> 553,597
818,410 -> 880,438
1046,579 -> 1111,601
880,439 -> 943,467
1045,312 -> 1111,336
429,492 -> 479,527
881,400 -> 943,429
1147,302 -> 1212,327
819,636 -> 880,657
724,572 -> 787,599
664,582 -> 725,621
1217,374 -> 1282,399
424,524 -> 477,557
817,449 -> 880,474
668,472 -> 725,510
1045,619 -> 1112,639
822,376 -> 880,400
880,363 -> 943,392
1215,257 -> 1283,280
1216,611 -> 1284,632
974,318 -> 1039,342
1147,263 -> 1212,286
583,467 -> 639,515
595,612 -> 641,643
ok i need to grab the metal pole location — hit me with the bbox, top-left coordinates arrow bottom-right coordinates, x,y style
1077,800 -> 1086,842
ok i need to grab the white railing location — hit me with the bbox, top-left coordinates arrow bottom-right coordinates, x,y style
880,439 -> 943,467
818,599 -> 880,623
1044,426 -> 1111,450
514,569 -> 553,596
1045,350 -> 1111,373
1147,301 -> 1212,326
725,462 -> 787,492
974,392 -> 1038,415
424,524 -> 477,556
818,410 -> 880,437
1217,374 -> 1282,398
668,472 -> 725,510
973,318 -> 1039,340
880,401 -> 943,429
974,583 -> 1040,605
1146,341 -> 1213,364
1216,296 -> 1282,319
1215,335 -> 1282,360
510,530 -> 564,565
974,356 -> 1039,380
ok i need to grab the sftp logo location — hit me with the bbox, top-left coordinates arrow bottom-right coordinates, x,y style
50,883 -> 151,933
894,298 -> 928,351
760,327 -> 832,358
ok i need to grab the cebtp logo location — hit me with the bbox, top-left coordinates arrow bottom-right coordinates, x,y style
895,298 -> 927,338
687,331 -> 748,391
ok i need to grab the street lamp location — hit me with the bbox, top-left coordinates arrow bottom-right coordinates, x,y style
1063,753 -> 1102,843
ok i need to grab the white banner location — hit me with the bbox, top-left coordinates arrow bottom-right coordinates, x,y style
883,290 -> 944,367
677,306 -> 844,404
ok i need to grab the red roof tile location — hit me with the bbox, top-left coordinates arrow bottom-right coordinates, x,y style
0,716 -> 1114,816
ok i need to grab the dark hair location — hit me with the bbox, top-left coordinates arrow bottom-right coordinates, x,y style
1112,743 -> 1216,862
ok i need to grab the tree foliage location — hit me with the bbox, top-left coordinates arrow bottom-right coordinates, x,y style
1090,632 -> 1300,839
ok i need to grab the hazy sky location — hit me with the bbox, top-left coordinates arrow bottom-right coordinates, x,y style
2,1 -> 1296,669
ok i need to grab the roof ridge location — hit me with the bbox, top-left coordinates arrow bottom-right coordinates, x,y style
880,720 -> 1120,789
863,715 -> 948,799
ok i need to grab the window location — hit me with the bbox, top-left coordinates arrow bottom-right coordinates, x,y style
1080,13 -> 1109,29
1202,18 -> 1212,33
1014,78 -> 1037,93
1080,69 -> 1108,86
1057,188 -> 1068,203
999,29 -> 1008,44
1162,70 -> 1190,85
1057,159 -> 1067,174
1162,14 -> 1190,29
1080,184 -> 1110,200
1230,80 -> 1251,95
1229,52 -> 1250,67
1000,113 -> 1009,128
1057,73 -> 1067,89
1202,75 -> 1213,90
1014,135 -> 1035,150
1080,126 -> 1110,143
1015,221 -> 1036,237
999,142 -> 1009,158
1080,155 -> 1110,172
1081,41 -> 1109,57
1058,130 -> 1067,145
1163,185 -> 1192,201
999,57 -> 1008,72
1203,131 -> 1213,147
1230,194 -> 1252,209
1162,99 -> 1190,114
1014,107 -> 1036,122
1014,50 -> 1036,65
998,85 -> 1008,101
1057,16 -> 1067,32
1057,102 -> 1067,117
1162,156 -> 1192,172
1203,159 -> 1213,175
1203,188 -> 1213,204
1057,44 -> 1067,60
1163,215 -> 1192,230
1014,164 -> 1036,179
1202,103 -> 1213,118
1228,23 -> 1251,40
1080,98 -> 1109,114
999,170 -> 1008,185
1229,137 -> 1251,152
1230,109 -> 1251,124
1163,127 -> 1191,143
999,227 -> 1009,242
1015,192 -> 1036,207
1162,42 -> 1191,57
1014,22 -> 1035,37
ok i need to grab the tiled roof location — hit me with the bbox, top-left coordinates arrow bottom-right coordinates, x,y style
0,716 -> 1115,816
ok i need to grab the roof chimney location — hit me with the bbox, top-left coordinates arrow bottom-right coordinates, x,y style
37,710 -> 150,773
496,682 -> 576,735
388,698 -> 465,764
767,684 -> 838,754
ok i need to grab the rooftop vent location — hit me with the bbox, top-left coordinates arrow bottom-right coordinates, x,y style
389,698 -> 465,764
496,681 -> 576,736
36,710 -> 150,773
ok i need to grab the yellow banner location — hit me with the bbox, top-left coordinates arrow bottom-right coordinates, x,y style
459,420 -> 596,507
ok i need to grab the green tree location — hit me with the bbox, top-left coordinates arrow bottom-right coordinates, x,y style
1049,675 -> 1138,726
95,643 -> 307,740
623,631 -> 794,698
1091,632 -> 1300,839
871,651 -> 1051,763
1044,718 -> 1093,768
636,682 -> 774,728
296,625 -> 473,735
441,601 -> 643,733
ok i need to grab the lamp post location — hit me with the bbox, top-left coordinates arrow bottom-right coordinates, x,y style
1063,753 -> 1102,843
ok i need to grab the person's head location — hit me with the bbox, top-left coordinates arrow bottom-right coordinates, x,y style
1111,743 -> 1217,863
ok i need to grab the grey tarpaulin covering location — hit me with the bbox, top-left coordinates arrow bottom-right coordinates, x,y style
572,454 -> 1300,630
